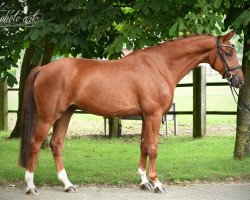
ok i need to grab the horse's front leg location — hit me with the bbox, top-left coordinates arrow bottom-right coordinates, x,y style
138,120 -> 153,191
142,111 -> 166,193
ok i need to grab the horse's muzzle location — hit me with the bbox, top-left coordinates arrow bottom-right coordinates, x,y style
229,74 -> 244,88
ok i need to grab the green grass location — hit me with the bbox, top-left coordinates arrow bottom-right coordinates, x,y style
0,131 -> 249,186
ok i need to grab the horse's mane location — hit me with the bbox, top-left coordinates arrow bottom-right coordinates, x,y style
124,33 -> 214,57
144,33 -> 214,50
168,33 -> 213,42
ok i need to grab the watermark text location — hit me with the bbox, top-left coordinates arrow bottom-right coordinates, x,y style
0,9 -> 42,27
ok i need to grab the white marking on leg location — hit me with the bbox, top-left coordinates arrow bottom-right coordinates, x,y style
137,168 -> 149,184
58,169 -> 73,190
25,171 -> 35,189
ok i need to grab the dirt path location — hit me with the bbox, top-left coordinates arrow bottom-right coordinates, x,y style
1,182 -> 250,200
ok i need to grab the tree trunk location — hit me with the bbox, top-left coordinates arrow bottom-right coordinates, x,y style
234,29 -> 250,159
0,79 -> 8,131
9,42 -> 54,139
9,45 -> 41,138
108,117 -> 122,138
41,41 -> 55,66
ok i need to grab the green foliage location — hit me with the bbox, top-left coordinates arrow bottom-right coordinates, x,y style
233,8 -> 250,30
214,0 -> 222,9
24,0 -> 124,59
0,2 -> 23,87
107,0 -> 226,54
223,1 -> 250,65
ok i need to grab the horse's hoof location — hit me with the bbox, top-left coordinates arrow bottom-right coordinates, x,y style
140,182 -> 153,191
65,186 -> 77,193
26,188 -> 39,195
154,185 -> 166,193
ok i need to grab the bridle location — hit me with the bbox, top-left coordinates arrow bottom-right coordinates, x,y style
212,36 -> 250,113
212,36 -> 242,82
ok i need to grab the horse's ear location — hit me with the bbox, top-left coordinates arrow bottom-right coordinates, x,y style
221,31 -> 235,42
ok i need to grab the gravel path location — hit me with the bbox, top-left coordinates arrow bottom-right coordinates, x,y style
1,182 -> 250,200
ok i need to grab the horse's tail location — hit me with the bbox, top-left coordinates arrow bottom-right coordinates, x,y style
19,66 -> 41,168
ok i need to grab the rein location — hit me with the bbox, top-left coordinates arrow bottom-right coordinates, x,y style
230,85 -> 250,114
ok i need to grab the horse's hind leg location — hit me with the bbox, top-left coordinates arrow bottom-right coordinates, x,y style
25,118 -> 52,195
50,107 -> 75,192
138,120 -> 153,191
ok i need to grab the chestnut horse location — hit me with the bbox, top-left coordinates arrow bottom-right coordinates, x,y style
20,31 -> 244,195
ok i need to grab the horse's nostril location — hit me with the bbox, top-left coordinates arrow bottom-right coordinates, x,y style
240,80 -> 244,87
237,80 -> 244,88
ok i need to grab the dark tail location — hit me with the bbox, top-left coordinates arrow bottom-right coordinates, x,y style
19,66 -> 41,168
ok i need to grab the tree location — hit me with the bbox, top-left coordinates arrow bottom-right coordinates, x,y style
5,0 -> 126,138
9,0 -> 53,138
3,0 -> 250,141
234,30 -> 250,159
221,0 -> 250,159
106,0 -> 225,54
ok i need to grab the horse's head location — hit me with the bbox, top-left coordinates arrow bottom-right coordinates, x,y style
211,31 -> 244,88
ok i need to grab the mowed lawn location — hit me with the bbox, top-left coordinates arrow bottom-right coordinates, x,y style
0,131 -> 249,187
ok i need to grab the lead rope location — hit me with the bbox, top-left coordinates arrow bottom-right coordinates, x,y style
229,85 -> 250,117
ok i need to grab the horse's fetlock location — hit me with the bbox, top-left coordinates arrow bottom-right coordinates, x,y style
148,172 -> 157,181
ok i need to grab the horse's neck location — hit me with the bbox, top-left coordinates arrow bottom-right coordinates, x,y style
156,36 -> 215,86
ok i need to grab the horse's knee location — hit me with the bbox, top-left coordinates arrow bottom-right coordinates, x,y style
147,145 -> 158,158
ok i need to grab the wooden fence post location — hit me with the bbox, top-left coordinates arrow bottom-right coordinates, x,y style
108,117 -> 122,138
0,79 -> 8,131
193,66 -> 206,138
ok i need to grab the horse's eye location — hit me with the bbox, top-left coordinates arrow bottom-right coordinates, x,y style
225,51 -> 232,57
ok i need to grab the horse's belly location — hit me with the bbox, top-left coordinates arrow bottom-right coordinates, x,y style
74,88 -> 141,117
